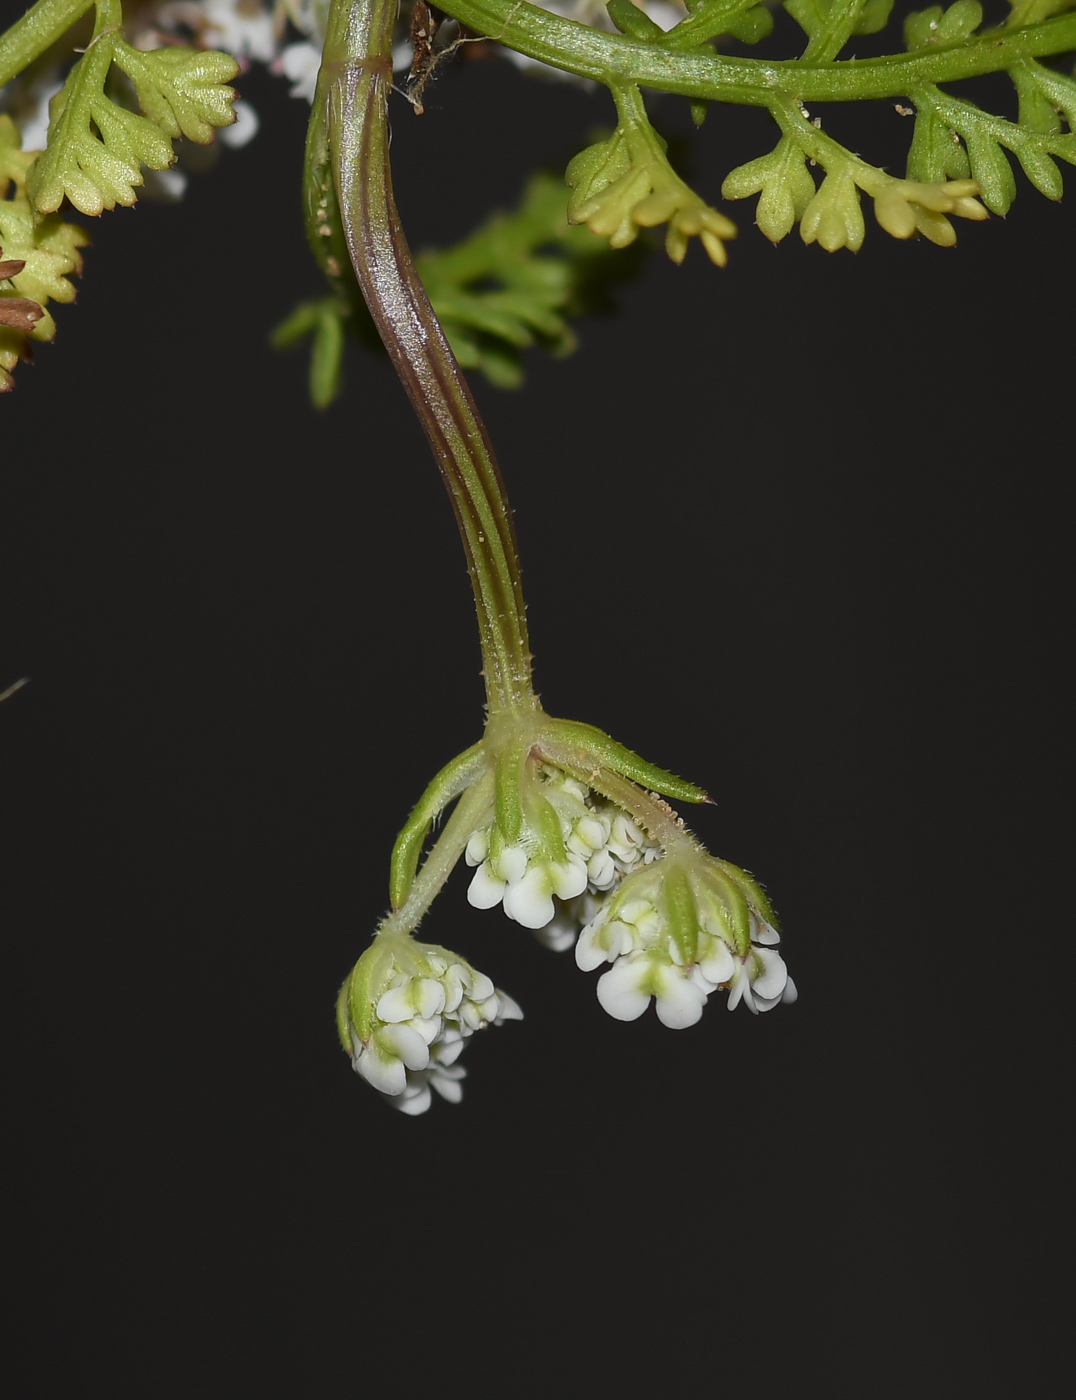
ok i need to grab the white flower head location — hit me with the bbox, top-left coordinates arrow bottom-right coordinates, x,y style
465,763 -> 660,931
338,936 -> 522,1113
574,852 -> 796,1025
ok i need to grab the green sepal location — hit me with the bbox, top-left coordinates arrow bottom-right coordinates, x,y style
526,789 -> 568,864
690,99 -> 709,127
335,979 -> 354,1051
702,863 -> 753,955
494,744 -> 527,845
389,741 -> 489,910
539,718 -> 709,805
663,863 -> 699,965
714,856 -> 778,930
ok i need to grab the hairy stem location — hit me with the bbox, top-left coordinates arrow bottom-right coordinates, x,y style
315,0 -> 536,716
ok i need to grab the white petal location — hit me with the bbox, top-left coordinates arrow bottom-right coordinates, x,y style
375,984 -> 415,1023
575,921 -> 613,972
534,916 -> 577,951
596,959 -> 651,1022
494,845 -> 528,885
495,991 -> 524,1022
654,970 -> 707,1030
407,1015 -> 443,1046
550,856 -> 588,901
458,1000 -> 486,1030
465,828 -> 490,866
467,862 -> 506,910
468,971 -> 495,1002
698,939 -> 735,986
413,978 -> 446,1019
218,99 -> 259,148
503,868 -> 555,929
782,975 -> 799,1005
355,1046 -> 407,1095
575,817 -> 606,851
441,965 -> 466,1015
380,1023 -> 430,1072
392,1079 -> 433,1115
751,948 -> 788,1001
586,849 -> 617,890
430,1067 -> 465,1104
432,1031 -> 466,1066
753,917 -> 781,946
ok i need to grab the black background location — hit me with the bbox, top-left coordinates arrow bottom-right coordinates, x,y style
3,41 -> 1072,1398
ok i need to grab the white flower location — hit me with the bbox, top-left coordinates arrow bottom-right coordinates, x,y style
198,0 -> 278,64
277,40 -> 321,100
724,946 -> 798,1014
465,821 -> 588,930
344,949 -> 522,1113
464,766 -> 659,930
0,68 -> 63,152
217,98 -> 260,147
574,854 -> 797,1024
535,892 -> 600,952
596,950 -> 708,1029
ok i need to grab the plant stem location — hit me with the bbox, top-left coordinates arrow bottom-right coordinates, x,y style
0,0 -> 93,87
435,0 -> 1076,103
318,0 -> 537,717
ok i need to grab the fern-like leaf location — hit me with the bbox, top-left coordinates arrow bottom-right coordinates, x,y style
24,32 -> 238,217
908,84 -> 1076,209
721,137 -> 817,242
112,43 -> 240,145
0,116 -> 88,389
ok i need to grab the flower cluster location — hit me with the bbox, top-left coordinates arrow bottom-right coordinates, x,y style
464,766 -> 660,930
575,856 -> 797,1026
338,939 -> 522,1115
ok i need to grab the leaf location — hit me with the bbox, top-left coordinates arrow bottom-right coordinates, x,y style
0,116 -> 87,389
417,171 -> 642,385
799,167 -> 866,251
112,43 -> 240,145
24,34 -> 238,217
909,84 -> 1076,210
567,123 -> 735,264
904,1 -> 983,49
721,137 -> 817,242
785,0 -> 895,41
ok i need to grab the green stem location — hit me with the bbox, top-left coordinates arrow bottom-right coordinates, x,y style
379,769 -> 496,937
435,0 -> 1076,103
316,0 -> 536,716
0,0 -> 94,87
